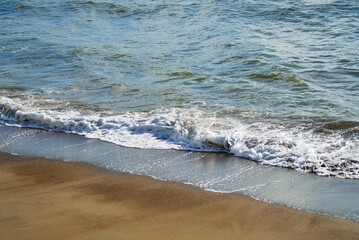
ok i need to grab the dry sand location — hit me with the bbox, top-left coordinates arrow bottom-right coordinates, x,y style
0,152 -> 358,240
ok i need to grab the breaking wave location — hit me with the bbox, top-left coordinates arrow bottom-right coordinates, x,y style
1,96 -> 358,179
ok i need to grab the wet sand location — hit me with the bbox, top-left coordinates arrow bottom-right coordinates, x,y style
0,152 -> 358,240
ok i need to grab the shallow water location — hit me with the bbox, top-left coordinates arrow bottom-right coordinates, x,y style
1,125 -> 358,221
1,1 -> 359,177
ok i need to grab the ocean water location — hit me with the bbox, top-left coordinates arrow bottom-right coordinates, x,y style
1,0 -> 359,179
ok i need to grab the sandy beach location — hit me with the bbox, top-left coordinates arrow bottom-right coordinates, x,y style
0,152 -> 358,240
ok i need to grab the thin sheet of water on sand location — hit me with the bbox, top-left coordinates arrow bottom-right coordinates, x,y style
0,125 -> 358,221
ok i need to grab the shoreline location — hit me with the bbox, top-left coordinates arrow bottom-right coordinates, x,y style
0,152 -> 358,240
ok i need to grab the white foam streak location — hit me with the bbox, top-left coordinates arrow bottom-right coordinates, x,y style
1,96 -> 358,179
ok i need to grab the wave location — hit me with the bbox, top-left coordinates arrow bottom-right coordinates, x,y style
0,96 -> 358,179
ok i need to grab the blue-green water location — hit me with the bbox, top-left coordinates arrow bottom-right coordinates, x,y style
1,0 -> 359,178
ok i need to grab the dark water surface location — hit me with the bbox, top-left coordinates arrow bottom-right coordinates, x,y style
1,1 -> 359,177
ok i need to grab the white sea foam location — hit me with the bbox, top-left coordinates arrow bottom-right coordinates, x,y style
0,96 -> 358,179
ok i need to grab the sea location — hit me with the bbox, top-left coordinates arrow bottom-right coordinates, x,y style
1,0 -> 359,220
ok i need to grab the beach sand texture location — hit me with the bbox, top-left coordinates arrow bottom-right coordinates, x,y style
0,152 -> 358,240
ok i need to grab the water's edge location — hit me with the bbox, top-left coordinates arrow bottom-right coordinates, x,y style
0,125 -> 358,221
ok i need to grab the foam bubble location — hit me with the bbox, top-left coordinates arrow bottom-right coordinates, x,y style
0,96 -> 358,179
